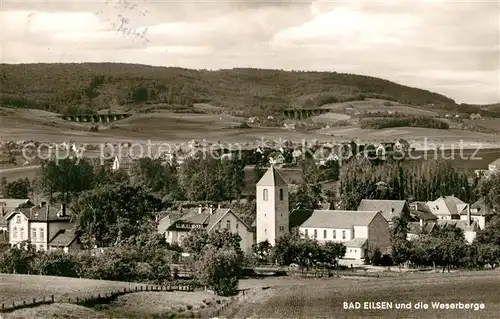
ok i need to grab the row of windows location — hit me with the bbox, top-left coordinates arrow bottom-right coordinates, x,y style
304,229 -> 351,240
12,227 -> 44,240
262,188 -> 285,201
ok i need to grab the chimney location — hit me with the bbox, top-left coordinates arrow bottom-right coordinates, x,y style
218,203 -> 221,209
60,203 -> 66,217
209,204 -> 213,215
198,204 -> 202,214
420,218 -> 423,228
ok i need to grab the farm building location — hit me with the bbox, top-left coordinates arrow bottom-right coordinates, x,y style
425,195 -> 468,220
157,205 -> 254,253
299,210 -> 391,260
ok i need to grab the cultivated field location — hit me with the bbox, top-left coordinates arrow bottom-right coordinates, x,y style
230,271 -> 500,319
320,99 -> 440,117
317,125 -> 500,149
464,118 -> 500,133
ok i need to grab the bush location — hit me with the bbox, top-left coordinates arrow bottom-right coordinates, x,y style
32,250 -> 79,277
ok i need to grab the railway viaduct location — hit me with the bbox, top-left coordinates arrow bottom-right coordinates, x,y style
60,113 -> 132,123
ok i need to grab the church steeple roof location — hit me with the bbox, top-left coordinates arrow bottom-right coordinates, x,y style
256,166 -> 288,187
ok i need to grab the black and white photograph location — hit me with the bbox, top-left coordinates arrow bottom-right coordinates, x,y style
0,0 -> 499,318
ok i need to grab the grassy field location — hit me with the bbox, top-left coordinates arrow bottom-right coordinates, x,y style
230,271 -> 500,319
0,274 -> 224,318
0,274 -> 144,306
320,99 -> 440,117
464,118 -> 500,133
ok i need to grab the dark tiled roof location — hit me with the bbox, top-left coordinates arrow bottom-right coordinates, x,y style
161,207 -> 250,231
48,229 -> 78,247
357,200 -> 407,221
256,166 -> 288,187
465,198 -> 496,216
408,222 -> 435,235
7,204 -> 73,222
436,219 -> 479,232
289,209 -> 314,229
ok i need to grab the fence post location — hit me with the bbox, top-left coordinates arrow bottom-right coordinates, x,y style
23,300 -> 26,306
141,286 -> 143,291
68,298 -> 71,303
98,293 -> 101,298
51,295 -> 54,303
135,286 -> 138,292
2,303 -> 4,311
33,298 -> 36,304
124,288 -> 127,293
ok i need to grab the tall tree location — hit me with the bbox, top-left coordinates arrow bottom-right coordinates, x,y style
3,178 -> 31,198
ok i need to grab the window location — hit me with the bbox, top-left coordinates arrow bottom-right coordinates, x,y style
323,230 -> 327,239
40,228 -> 44,240
263,189 -> 268,201
314,229 -> 317,239
333,230 -> 336,239
226,220 -> 231,229
16,216 -> 21,224
264,228 -> 267,233
342,230 -> 346,239
32,228 -> 36,240
236,223 -> 239,229
20,228 -> 24,239
279,188 -> 284,201
13,227 -> 17,238
304,229 -> 308,237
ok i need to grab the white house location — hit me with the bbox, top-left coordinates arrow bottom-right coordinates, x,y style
255,166 -> 289,246
425,196 -> 468,220
0,199 -> 33,231
488,157 -> 500,173
459,197 -> 495,230
157,206 -> 254,253
299,210 -> 391,260
268,153 -> 286,167
5,203 -> 81,252
435,219 -> 479,244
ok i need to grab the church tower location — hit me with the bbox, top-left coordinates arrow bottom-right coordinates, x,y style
256,166 -> 289,246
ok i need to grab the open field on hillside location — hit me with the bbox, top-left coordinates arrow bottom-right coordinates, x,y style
464,118 -> 500,133
0,274 -> 144,306
0,165 -> 40,182
230,271 -> 500,319
317,125 -> 500,149
310,112 -> 351,124
0,108 -> 337,144
320,99 -> 440,117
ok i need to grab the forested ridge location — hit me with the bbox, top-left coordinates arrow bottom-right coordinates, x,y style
1,63 -> 494,116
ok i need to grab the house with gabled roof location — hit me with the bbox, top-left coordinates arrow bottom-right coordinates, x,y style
407,220 -> 435,241
459,197 -> 496,230
157,205 -> 254,253
425,195 -> 468,220
5,203 -> 81,252
488,157 -> 500,173
299,210 -> 390,260
357,199 -> 410,225
408,201 -> 438,222
435,219 -> 480,244
0,199 -> 34,231
394,139 -> 410,152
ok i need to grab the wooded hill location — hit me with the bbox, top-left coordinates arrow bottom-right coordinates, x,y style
0,63 -> 497,117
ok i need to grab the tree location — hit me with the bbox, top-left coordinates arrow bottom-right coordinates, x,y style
130,158 -> 182,197
195,245 -> 242,296
478,172 -> 500,211
3,178 -> 31,198
390,216 -> 411,268
252,240 -> 272,263
40,158 -> 95,203
289,182 -> 321,211
182,228 -> 210,256
72,185 -> 162,248
321,241 -> 346,267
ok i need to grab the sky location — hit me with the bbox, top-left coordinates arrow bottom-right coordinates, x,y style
1,0 -> 499,104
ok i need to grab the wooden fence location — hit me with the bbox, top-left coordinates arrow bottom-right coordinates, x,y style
0,284 -> 195,313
